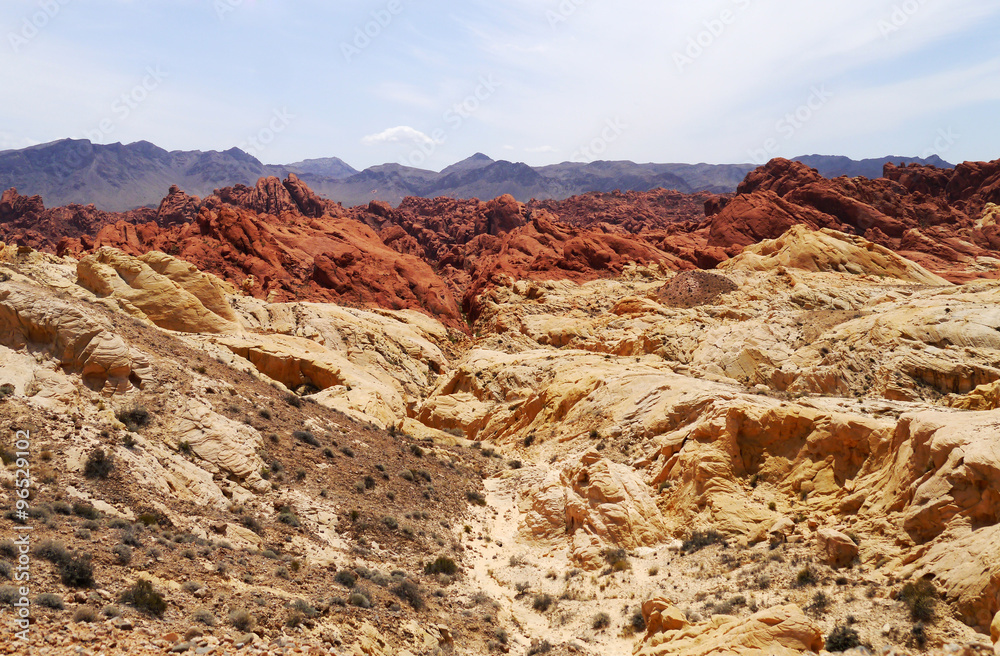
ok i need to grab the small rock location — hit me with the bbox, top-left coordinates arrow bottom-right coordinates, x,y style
162,632 -> 181,643
881,623 -> 891,635
195,648 -> 215,655
114,620 -> 134,631
170,643 -> 194,653
235,633 -> 257,648
96,589 -> 112,601
73,591 -> 88,604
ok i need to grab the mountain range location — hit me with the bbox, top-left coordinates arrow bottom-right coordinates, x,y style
0,138 -> 952,211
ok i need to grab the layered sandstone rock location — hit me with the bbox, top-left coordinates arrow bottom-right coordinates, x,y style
634,601 -> 823,656
77,248 -> 241,334
0,282 -> 152,394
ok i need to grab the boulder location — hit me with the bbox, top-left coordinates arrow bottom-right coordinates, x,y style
816,528 -> 858,568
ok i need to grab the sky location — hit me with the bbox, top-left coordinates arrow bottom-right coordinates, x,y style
1,0 -> 999,171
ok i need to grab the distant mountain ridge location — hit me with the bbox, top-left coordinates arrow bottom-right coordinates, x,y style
0,139 -> 953,211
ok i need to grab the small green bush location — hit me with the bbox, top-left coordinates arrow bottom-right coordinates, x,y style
192,608 -> 216,626
466,491 -> 486,506
73,606 -> 98,623
35,593 -> 65,609
334,570 -> 357,588
84,448 -> 114,479
424,556 -> 458,576
682,530 -> 726,553
825,625 -> 861,652
120,579 -> 166,617
228,608 -> 255,631
592,611 -> 611,629
532,593 -> 554,612
391,579 -> 424,610
293,430 -> 320,447
348,591 -> 371,608
795,566 -> 818,588
899,579 -> 937,622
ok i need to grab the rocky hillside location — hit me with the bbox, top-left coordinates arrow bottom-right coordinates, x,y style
1,160 -> 1000,655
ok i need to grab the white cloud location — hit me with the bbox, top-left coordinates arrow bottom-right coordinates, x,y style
361,126 -> 437,147
525,145 -> 555,153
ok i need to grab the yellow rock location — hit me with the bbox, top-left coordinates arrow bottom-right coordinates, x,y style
721,224 -> 950,285
77,247 -> 240,334
634,604 -> 822,656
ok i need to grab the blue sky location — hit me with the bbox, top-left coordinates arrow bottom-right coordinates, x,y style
1,0 -> 999,170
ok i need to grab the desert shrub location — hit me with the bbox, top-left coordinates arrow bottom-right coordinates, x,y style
228,608 -> 255,631
102,605 -> 120,618
630,608 -> 647,632
382,516 -> 398,530
116,405 -> 151,431
277,511 -> 300,527
682,530 -> 726,553
192,608 -> 216,626
52,501 -> 72,515
35,539 -> 70,565
284,394 -> 302,408
466,490 -> 486,506
417,469 -> 431,482
75,528 -> 92,540
794,566 -> 818,588
348,591 -> 371,608
391,579 -> 424,610
72,502 -> 100,520
0,562 -> 10,580
0,541 -> 16,559
604,548 -> 631,572
592,611 -> 611,629
807,590 -> 830,615
334,570 -> 357,588
340,446 -> 355,458
0,586 -> 19,605
424,556 -> 458,576
527,639 -> 553,655
261,549 -> 279,560
899,579 -> 937,622
35,593 -> 65,609
532,593 -> 554,612
240,515 -> 263,534
120,579 -> 166,617
73,606 -> 98,623
84,448 -> 114,479
258,409 -> 272,420
826,625 -> 861,652
293,430 -> 320,447
400,469 -> 414,481
113,544 -> 132,565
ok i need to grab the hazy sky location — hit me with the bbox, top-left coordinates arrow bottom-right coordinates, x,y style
2,0 -> 999,170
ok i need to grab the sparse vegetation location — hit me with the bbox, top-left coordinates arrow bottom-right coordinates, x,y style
592,611 -> 611,629
826,625 -> 861,652
424,556 -> 458,576
794,566 -> 818,588
899,579 -> 937,622
682,529 -> 726,553
293,430 -> 320,447
532,593 -> 554,612
83,447 -> 114,479
116,405 -> 151,431
35,593 -> 65,609
391,579 -> 424,610
120,579 -> 166,617
466,490 -> 486,506
228,608 -> 255,631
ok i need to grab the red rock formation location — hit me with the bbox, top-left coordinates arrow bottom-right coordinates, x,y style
1,187 -> 154,251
